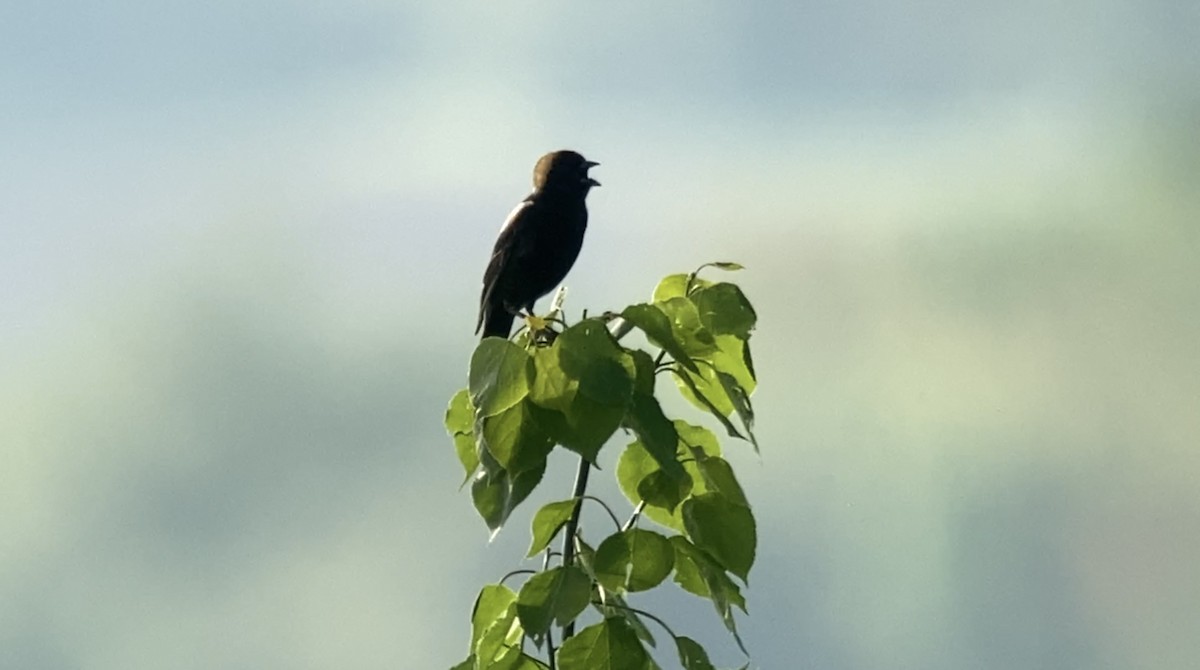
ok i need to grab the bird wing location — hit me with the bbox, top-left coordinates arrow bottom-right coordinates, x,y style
477,197 -> 539,332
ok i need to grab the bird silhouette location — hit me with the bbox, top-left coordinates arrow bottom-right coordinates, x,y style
477,150 -> 600,339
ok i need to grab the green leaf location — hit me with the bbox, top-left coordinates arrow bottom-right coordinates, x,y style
655,297 -> 717,358
506,462 -> 544,519
617,424 -> 719,532
556,320 -> 634,406
515,566 -> 592,636
622,354 -> 690,493
670,537 -> 748,655
652,273 -> 690,302
594,529 -> 675,593
452,432 -> 478,484
674,364 -> 732,418
477,400 -> 555,475
672,367 -> 745,441
682,493 -> 756,582
616,441 -> 684,533
528,346 -> 576,412
701,261 -> 745,272
446,388 -> 474,434
573,537 -> 598,577
676,421 -> 721,457
628,349 -> 657,397
636,469 -> 692,513
524,320 -> 633,461
527,499 -> 580,557
671,538 -> 710,600
674,422 -> 726,506
716,370 -> 757,452
506,654 -> 551,670
470,339 -> 534,418
624,392 -> 685,480
620,303 -> 699,373
694,457 -> 748,507
527,397 -> 624,464
682,268 -> 717,296
446,389 -> 478,481
697,334 -> 757,450
592,594 -> 657,649
690,282 -> 757,340
471,584 -> 517,649
675,636 -> 717,670
557,617 -> 652,670
471,458 -> 546,534
475,601 -> 524,668
480,640 -> 534,670
673,336 -> 759,450
615,440 -> 656,497
573,539 -> 663,655
711,335 -> 756,394
449,656 -> 474,670
742,338 -> 756,384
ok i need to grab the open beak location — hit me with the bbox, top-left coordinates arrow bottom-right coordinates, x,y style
584,161 -> 600,187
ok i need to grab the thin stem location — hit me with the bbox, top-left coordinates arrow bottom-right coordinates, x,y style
546,629 -> 557,670
499,569 -> 536,586
652,347 -> 668,367
543,541 -> 558,669
622,500 -> 646,532
581,495 -> 622,531
559,457 -> 591,639
557,316 -> 626,646
592,600 -> 680,641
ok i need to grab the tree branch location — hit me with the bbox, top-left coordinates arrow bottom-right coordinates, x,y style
559,456 -> 591,640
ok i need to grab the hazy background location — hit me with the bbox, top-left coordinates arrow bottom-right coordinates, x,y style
3,2 -> 1198,668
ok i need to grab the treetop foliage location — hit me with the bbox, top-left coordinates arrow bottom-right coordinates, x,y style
446,263 -> 759,670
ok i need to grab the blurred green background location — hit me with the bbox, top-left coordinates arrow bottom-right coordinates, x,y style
2,2 -> 1197,668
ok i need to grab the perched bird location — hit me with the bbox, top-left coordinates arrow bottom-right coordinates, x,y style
476,150 -> 600,339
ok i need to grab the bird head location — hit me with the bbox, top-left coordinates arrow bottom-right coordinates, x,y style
533,150 -> 600,194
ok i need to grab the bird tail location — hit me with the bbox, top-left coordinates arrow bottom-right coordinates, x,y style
478,304 -> 515,340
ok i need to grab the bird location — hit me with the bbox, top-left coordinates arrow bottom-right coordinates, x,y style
476,150 -> 600,339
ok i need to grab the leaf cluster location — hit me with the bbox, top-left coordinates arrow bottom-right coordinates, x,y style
445,263 -> 758,670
